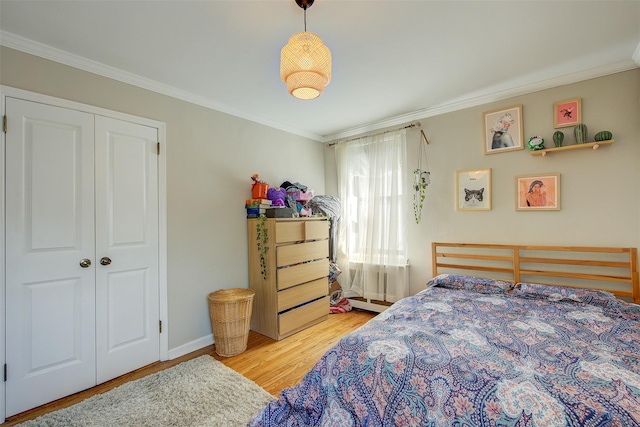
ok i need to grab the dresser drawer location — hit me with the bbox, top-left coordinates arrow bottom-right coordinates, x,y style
275,220 -> 328,244
277,259 -> 328,290
278,296 -> 329,338
304,221 -> 329,241
277,278 -> 328,312
277,240 -> 328,267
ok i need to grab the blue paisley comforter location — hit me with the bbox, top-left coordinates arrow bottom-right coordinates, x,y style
250,275 -> 640,426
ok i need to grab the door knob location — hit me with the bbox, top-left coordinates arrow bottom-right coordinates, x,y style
100,257 -> 112,266
79,259 -> 92,268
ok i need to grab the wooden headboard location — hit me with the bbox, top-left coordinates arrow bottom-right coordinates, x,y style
432,242 -> 639,304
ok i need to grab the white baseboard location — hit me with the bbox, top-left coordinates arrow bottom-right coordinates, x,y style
167,334 -> 214,360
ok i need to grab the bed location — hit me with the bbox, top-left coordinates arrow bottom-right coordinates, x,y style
249,243 -> 640,426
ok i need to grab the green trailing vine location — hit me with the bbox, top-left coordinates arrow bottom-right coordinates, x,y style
256,215 -> 269,280
413,134 -> 431,224
413,169 -> 429,224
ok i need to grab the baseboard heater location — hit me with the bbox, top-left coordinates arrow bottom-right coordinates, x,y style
347,262 -> 410,313
348,297 -> 393,313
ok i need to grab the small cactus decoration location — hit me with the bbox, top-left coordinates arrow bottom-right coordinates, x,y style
552,131 -> 564,147
594,130 -> 613,141
574,123 -> 588,144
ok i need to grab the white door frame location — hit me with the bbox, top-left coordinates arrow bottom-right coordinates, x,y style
0,85 -> 169,422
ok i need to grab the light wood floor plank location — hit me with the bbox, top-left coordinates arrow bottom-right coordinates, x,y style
3,309 -> 376,426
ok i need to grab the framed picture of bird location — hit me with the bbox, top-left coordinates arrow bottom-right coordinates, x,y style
553,98 -> 581,128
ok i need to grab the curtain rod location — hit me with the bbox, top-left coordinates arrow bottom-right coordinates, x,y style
327,122 -> 421,147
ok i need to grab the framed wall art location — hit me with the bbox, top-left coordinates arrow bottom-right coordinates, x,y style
515,173 -> 560,211
553,98 -> 581,128
483,105 -> 524,154
456,169 -> 491,211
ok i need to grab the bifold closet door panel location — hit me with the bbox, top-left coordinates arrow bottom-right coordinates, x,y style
4,97 -> 97,417
95,116 -> 160,384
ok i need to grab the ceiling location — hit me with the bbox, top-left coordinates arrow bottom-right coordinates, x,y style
1,1 -> 639,142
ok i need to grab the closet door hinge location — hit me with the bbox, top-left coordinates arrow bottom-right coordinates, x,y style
4,364 -> 7,382
157,142 -> 160,155
3,115 -> 7,133
159,320 -> 162,333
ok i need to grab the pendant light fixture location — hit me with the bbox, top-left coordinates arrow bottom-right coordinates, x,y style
280,0 -> 332,100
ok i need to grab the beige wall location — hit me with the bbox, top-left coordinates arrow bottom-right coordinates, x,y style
3,45 -> 639,350
1,46 -> 326,353
325,69 -> 640,295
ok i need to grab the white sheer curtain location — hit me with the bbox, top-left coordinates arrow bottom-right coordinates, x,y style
335,129 -> 409,303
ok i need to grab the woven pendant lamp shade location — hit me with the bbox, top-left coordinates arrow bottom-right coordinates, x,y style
281,31 -> 332,100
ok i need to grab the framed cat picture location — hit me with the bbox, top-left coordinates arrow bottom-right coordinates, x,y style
456,169 -> 492,211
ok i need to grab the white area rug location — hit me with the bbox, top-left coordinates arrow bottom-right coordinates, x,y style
19,355 -> 275,427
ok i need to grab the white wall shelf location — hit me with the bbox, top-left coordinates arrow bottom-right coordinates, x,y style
530,139 -> 614,156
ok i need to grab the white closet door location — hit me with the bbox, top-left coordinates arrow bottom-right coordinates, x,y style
5,98 -> 96,416
94,116 -> 160,383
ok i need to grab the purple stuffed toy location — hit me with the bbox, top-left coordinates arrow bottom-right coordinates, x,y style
267,187 -> 287,207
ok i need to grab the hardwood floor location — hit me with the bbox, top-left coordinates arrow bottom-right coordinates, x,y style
3,308 -> 377,426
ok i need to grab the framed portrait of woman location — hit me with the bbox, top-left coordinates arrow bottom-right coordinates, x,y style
483,105 -> 524,154
515,173 -> 560,211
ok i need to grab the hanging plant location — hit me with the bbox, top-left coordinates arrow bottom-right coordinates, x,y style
413,169 -> 430,224
256,215 -> 269,280
413,133 -> 431,224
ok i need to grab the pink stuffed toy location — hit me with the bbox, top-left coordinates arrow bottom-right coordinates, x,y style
267,187 -> 287,207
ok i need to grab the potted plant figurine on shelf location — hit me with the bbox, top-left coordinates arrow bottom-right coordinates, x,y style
574,123 -> 588,144
255,215 -> 269,280
553,131 -> 564,147
594,130 -> 613,141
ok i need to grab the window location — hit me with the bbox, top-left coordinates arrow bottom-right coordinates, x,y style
345,160 -> 406,265
335,129 -> 409,301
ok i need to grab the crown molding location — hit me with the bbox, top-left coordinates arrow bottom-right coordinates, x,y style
2,30 -> 638,144
0,30 -> 324,141
324,59 -> 639,143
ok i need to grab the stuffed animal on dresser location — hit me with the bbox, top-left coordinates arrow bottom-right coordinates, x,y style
267,187 -> 287,207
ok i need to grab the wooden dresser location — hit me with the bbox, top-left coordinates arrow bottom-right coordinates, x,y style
247,217 -> 329,340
